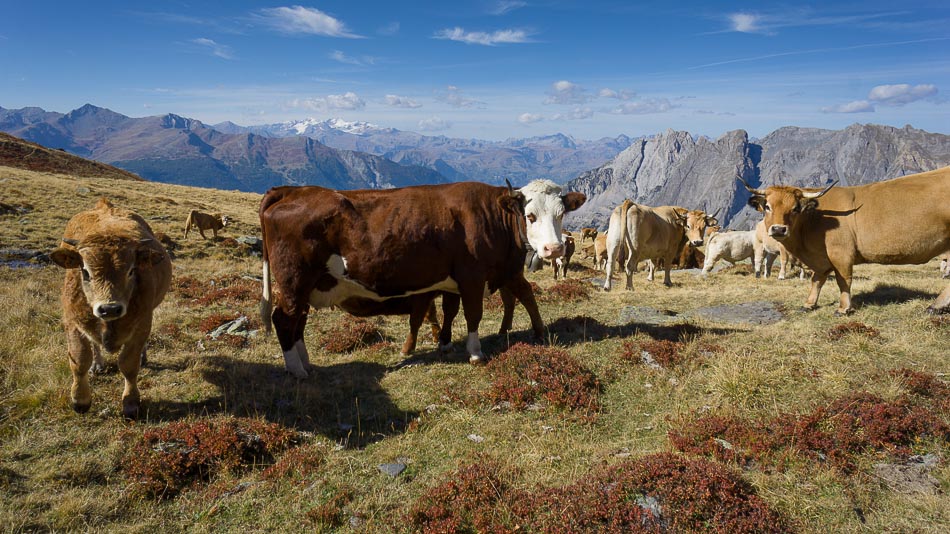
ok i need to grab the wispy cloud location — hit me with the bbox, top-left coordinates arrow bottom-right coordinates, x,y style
255,6 -> 362,38
544,80 -> 591,105
552,107 -> 593,120
328,50 -> 376,66
490,1 -> 527,15
599,88 -> 635,100
822,83 -> 939,113
418,117 -> 451,131
290,91 -> 365,111
720,8 -> 910,35
609,98 -> 673,115
517,112 -> 544,124
436,85 -> 485,108
433,27 -> 532,46
383,94 -> 422,109
729,13 -> 764,33
190,38 -> 235,59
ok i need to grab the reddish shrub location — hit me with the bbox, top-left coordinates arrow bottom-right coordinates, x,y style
890,368 -> 950,405
827,321 -> 879,341
197,312 -> 241,334
930,315 -> 950,327
172,275 -> 261,307
320,316 -> 383,353
486,343 -> 601,421
262,445 -> 327,483
621,339 -> 687,368
540,278 -> 591,303
123,417 -> 296,499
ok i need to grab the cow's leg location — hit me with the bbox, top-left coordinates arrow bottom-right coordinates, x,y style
199,228 -> 207,239
90,344 -> 106,375
459,285 -> 486,364
272,306 -> 309,378
508,275 -> 545,342
117,336 -> 148,420
139,347 -> 148,369
424,298 -> 441,344
645,259 -> 655,282
832,264 -> 854,316
927,283 -> 950,314
804,269 -> 832,310
438,293 -> 461,353
603,245 -> 618,291
65,327 -> 94,413
498,287 -> 517,334
662,256 -> 674,287
778,248 -> 789,280
764,252 -> 777,279
402,296 -> 436,355
624,253 -> 637,290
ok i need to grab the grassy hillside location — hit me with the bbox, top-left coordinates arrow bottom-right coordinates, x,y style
1,166 -> 948,532
0,132 -> 143,182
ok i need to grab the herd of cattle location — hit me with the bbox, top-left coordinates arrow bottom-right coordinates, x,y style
49,167 -> 950,418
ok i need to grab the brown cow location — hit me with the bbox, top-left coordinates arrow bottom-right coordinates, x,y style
603,200 -> 689,290
674,209 -> 720,269
184,210 -> 229,239
259,180 -> 585,377
580,227 -> 598,243
49,198 -> 171,419
740,166 -> 950,315
593,234 -> 608,270
552,234 -> 575,279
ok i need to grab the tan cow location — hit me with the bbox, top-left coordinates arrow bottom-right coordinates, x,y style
603,200 -> 689,290
184,209 -> 229,239
754,220 -> 807,280
580,227 -> 598,243
50,198 -> 172,419
740,166 -> 950,315
593,234 -> 608,270
940,252 -> 950,278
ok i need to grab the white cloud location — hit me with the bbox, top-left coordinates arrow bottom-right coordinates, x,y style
517,113 -> 544,124
433,27 -> 532,46
418,117 -> 451,131
383,94 -> 422,109
290,91 -> 365,111
598,88 -> 635,100
328,50 -> 375,66
821,100 -> 875,113
868,83 -> 938,105
729,13 -> 764,33
256,6 -> 362,38
543,80 -> 591,105
436,85 -> 485,108
490,1 -> 527,15
552,107 -> 593,120
190,38 -> 234,59
609,98 -> 673,115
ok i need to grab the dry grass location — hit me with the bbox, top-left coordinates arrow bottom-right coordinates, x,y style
1,166 -> 949,532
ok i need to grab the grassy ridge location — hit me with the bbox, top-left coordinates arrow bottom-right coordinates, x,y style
0,166 -> 948,532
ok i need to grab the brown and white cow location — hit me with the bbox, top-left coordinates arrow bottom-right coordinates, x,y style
603,200 -> 690,290
754,220 -> 806,280
552,233 -> 575,279
184,210 -> 229,239
740,166 -> 950,315
259,179 -> 585,377
50,198 -> 172,419
580,227 -> 598,243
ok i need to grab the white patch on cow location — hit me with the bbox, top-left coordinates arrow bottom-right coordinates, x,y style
466,332 -> 484,364
309,254 -> 459,308
282,345 -> 308,378
521,180 -> 566,260
295,339 -> 311,367
483,282 -> 490,298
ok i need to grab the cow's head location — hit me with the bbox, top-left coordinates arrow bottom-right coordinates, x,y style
739,178 -> 836,240
219,214 -> 230,227
684,208 -> 720,247
51,236 -> 166,321
513,179 -> 586,260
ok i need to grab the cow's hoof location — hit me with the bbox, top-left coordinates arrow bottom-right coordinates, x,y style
438,343 -> 455,354
833,308 -> 855,317
90,362 -> 107,375
927,305 -> 947,315
800,306 -> 817,313
122,406 -> 140,421
72,401 -> 91,414
469,354 -> 486,365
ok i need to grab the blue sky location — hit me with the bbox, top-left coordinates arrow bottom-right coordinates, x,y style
1,1 -> 948,140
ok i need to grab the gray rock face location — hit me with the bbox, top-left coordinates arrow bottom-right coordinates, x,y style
566,124 -> 950,231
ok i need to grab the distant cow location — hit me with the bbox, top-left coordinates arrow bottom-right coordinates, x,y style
580,227 -> 598,243
259,180 -> 585,376
740,166 -> 950,315
940,252 -> 950,279
754,220 -> 806,280
593,234 -> 608,270
675,209 -> 720,269
553,234 -> 576,279
184,210 -> 229,239
50,198 -> 172,419
603,200 -> 689,290
702,230 -> 757,275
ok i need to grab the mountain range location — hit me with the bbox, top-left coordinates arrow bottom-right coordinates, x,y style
565,124 -> 950,230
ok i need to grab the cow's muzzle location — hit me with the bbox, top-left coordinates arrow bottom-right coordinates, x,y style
768,225 -> 788,239
539,243 -> 564,260
94,302 -> 127,320
690,239 -> 704,247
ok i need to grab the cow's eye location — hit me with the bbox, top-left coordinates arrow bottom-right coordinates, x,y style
526,214 -> 537,223
765,204 -> 772,212
127,267 -> 136,279
791,204 -> 801,213
80,268 -> 90,282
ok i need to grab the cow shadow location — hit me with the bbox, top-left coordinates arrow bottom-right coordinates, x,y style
853,283 -> 939,308
143,355 -> 418,448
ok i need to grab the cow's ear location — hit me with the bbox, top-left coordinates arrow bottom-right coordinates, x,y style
562,192 -> 586,212
706,216 -> 719,227
136,245 -> 166,266
499,191 -> 526,214
50,247 -> 82,269
799,198 -> 819,212
747,195 -> 766,212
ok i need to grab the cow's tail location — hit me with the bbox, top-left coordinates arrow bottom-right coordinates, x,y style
619,200 -> 633,269
259,192 -> 282,336
183,210 -> 194,238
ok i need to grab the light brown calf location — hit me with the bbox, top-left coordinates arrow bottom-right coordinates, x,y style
184,210 -> 229,239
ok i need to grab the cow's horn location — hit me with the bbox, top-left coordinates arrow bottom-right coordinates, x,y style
709,207 -> 721,218
802,180 -> 838,199
62,238 -> 79,246
505,178 -> 515,193
735,176 -> 764,196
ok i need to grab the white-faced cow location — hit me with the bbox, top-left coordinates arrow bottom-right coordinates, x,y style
50,198 -> 171,419
701,230 -> 757,275
603,200 -> 690,290
553,233 -> 575,279
184,210 -> 229,239
740,166 -> 950,315
259,179 -> 585,377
